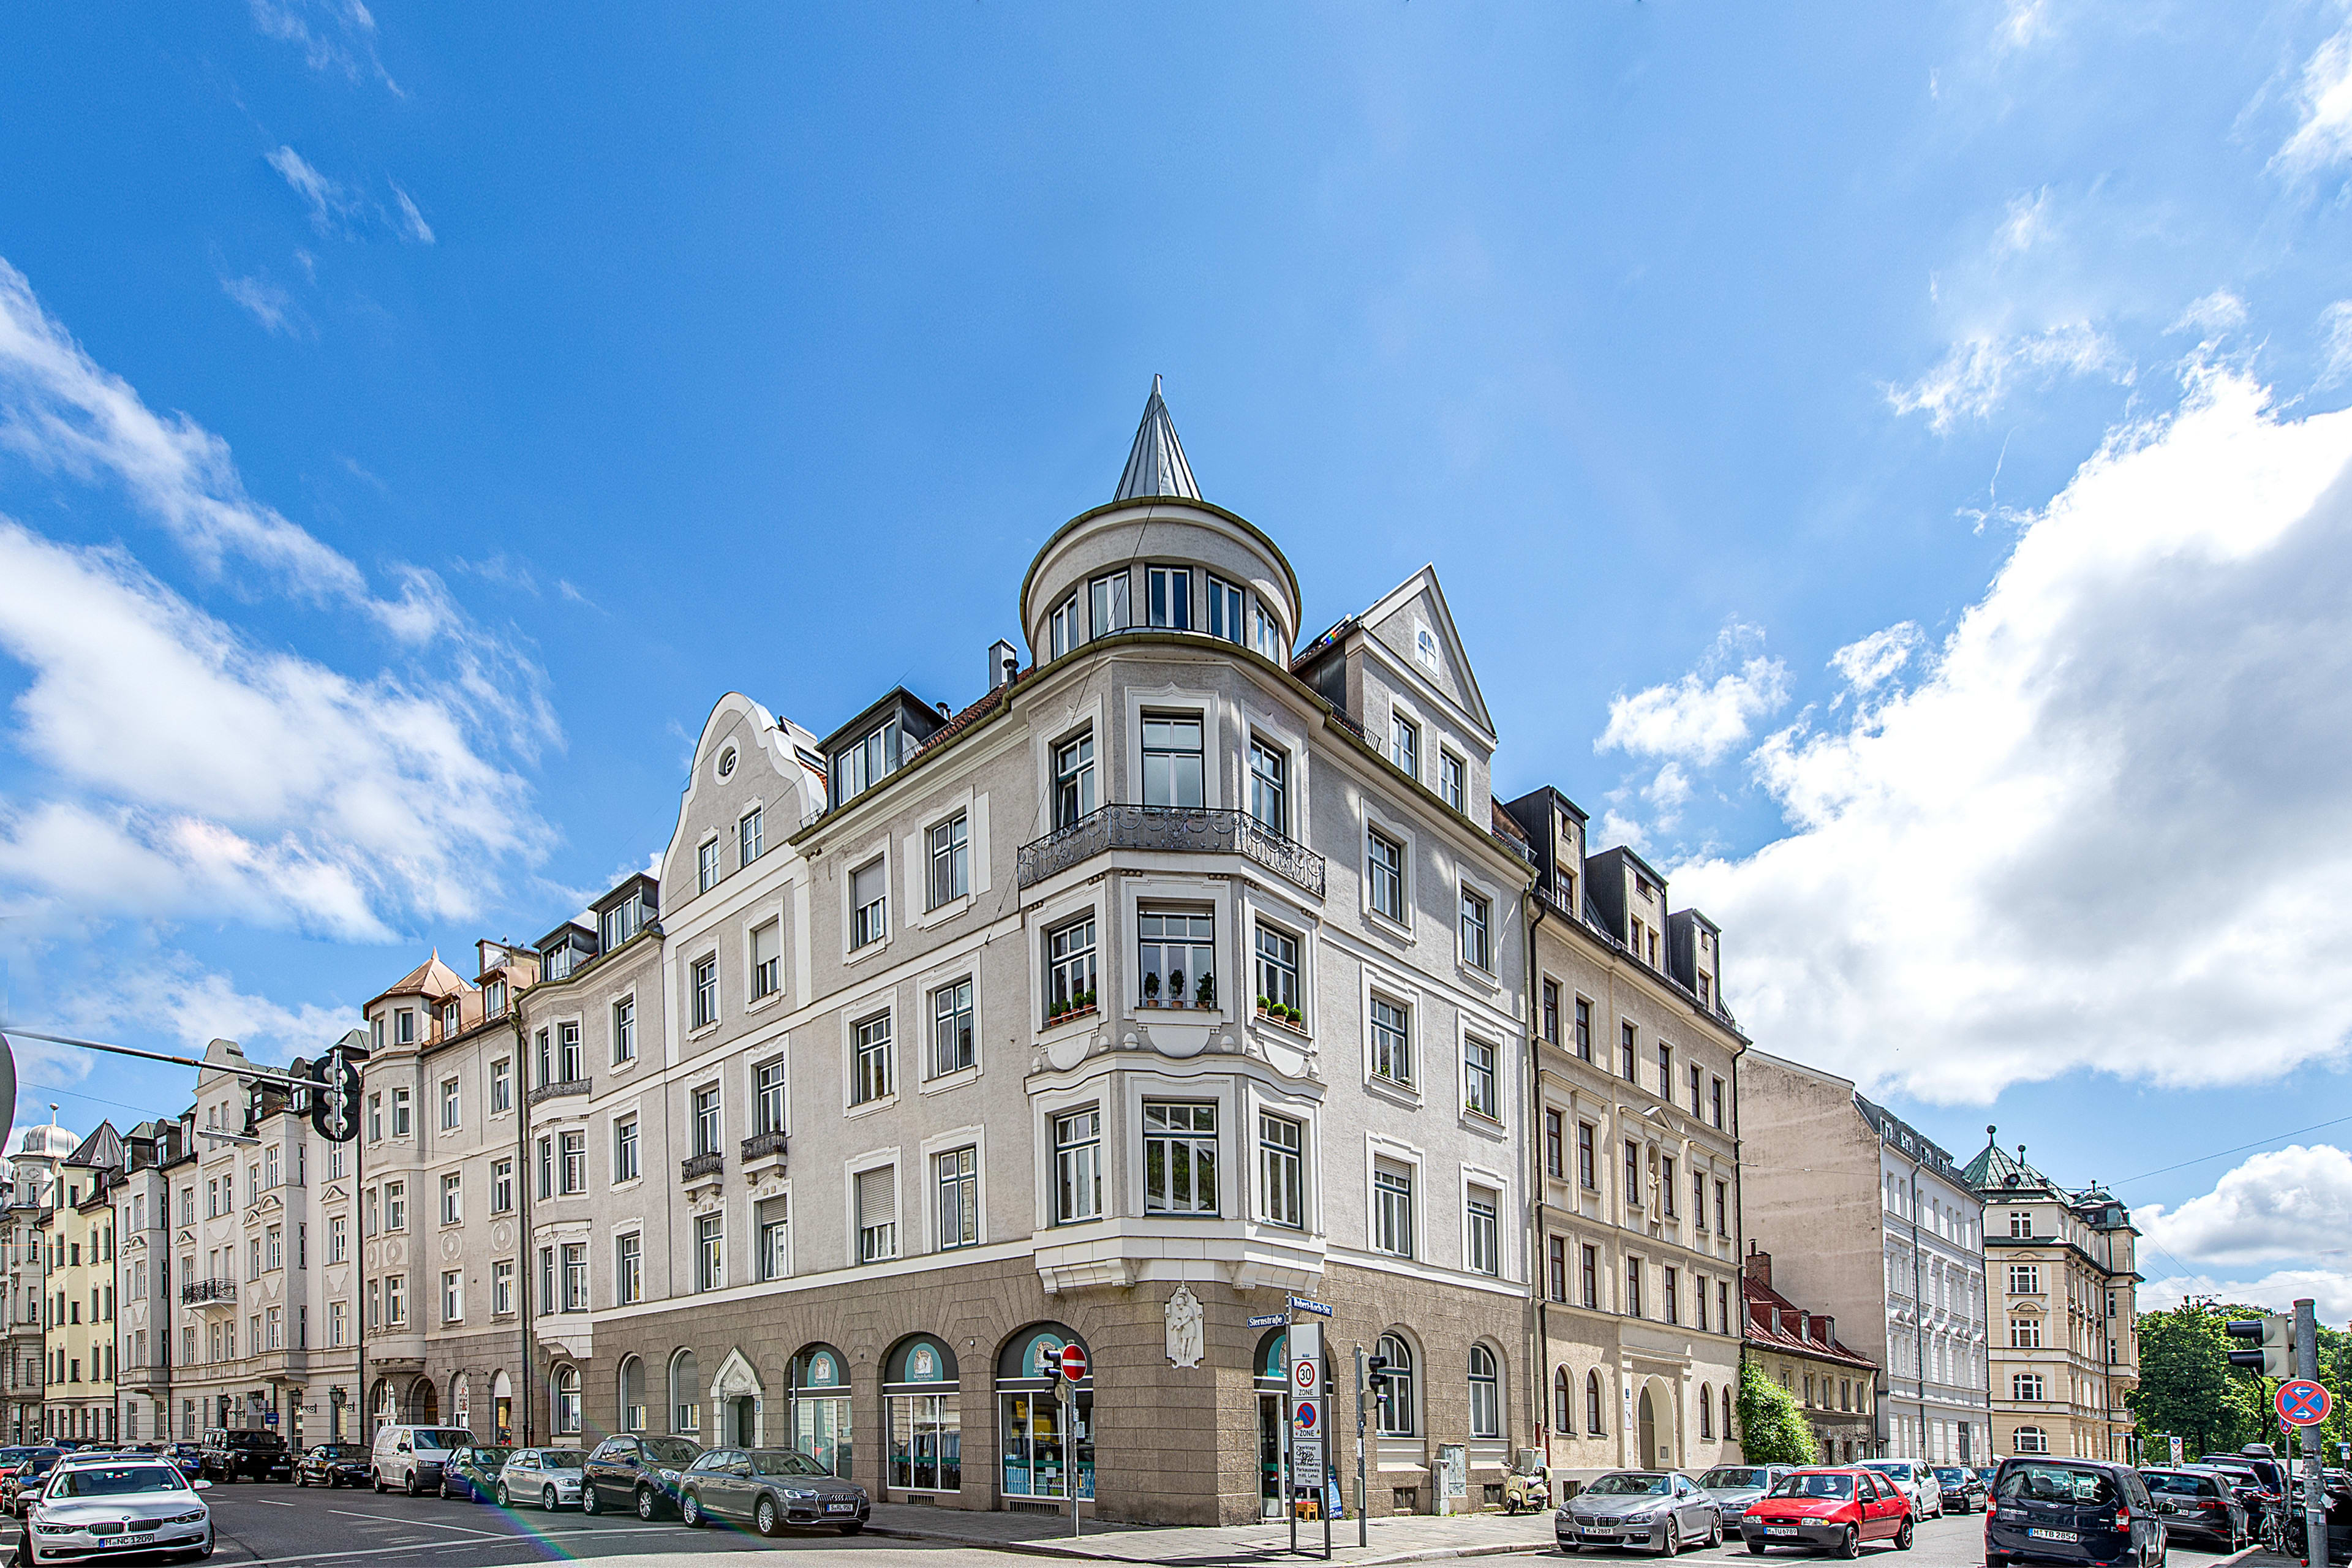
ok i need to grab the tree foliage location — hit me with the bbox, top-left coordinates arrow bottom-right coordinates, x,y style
2131,1302 -> 2352,1463
1736,1357 -> 1820,1466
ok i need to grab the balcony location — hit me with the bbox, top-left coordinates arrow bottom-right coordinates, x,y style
739,1131 -> 788,1165
528,1077 -> 592,1107
179,1278 -> 236,1306
1017,805 -> 1324,897
680,1151 -> 725,1188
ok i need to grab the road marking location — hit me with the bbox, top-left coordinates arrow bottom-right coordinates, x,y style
323,1510 -> 507,1537
248,1498 -> 296,1507
229,1525 -> 690,1568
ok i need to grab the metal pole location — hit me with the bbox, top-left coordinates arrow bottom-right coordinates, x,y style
2297,1300 -> 2323,1568
1323,1352 -> 1332,1563
1356,1344 -> 1369,1550
1065,1386 -> 1080,1540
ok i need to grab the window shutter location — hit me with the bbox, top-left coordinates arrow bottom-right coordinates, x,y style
852,862 -> 882,910
856,1167 -> 897,1229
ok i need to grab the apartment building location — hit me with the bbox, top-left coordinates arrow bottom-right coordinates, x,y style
1962,1131 -> 2139,1463
4,1121 -> 72,1442
44,1124 -> 121,1442
1502,790 -> 1744,1479
1740,1054 -> 1992,1465
1740,1249 -> 1878,1464
117,1119 -> 184,1444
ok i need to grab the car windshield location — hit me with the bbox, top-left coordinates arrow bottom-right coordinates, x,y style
1934,1469 -> 1967,1483
1701,1468 -> 1768,1488
2143,1473 -> 2214,1496
752,1450 -> 833,1478
1999,1464 -> 2116,1506
410,1430 -> 473,1453
1864,1463 -> 1912,1479
466,1449 -> 512,1469
50,1466 -> 186,1498
1586,1474 -> 1672,1496
642,1438 -> 701,1466
1770,1474 -> 1856,1500
20,1458 -> 56,1475
538,1452 -> 586,1469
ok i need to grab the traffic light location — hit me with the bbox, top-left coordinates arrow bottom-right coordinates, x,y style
2226,1314 -> 2290,1378
1365,1354 -> 1392,1393
309,1049 -> 360,1144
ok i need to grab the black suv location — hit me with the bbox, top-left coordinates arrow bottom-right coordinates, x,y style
200,1427 -> 293,1482
581,1434 -> 704,1518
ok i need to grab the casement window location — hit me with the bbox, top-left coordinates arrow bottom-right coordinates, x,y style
2010,1212 -> 2033,1237
1663,1266 -> 1679,1324
1366,828 -> 1405,923
1715,1180 -> 1728,1234
2014,1427 -> 2049,1453
1372,1159 -> 1414,1257
697,839 -> 720,894
1254,922 -> 1301,1016
264,1225 -> 283,1270
673,1089 -> 715,1163
1374,1334 -> 1415,1435
560,1131 -> 586,1194
2009,1264 -> 2041,1294
384,1273 -> 405,1327
1619,1021 -> 1637,1079
1541,981 -> 1560,1044
489,1158 -> 513,1214
1048,590 -> 1080,658
1463,1036 -> 1499,1119
1581,1244 -> 1600,1309
1370,995 -> 1411,1085
1660,1156 -> 1677,1215
391,1087 -> 411,1137
1259,1114 -> 1304,1228
1142,1102 -> 1218,1215
1052,732 -> 1096,828
439,1173 -> 461,1225
484,978 -> 507,1014
930,978 -> 974,1077
559,1022 -> 582,1083
695,1214 -> 724,1291
1053,1109 -> 1102,1223
691,956 -> 718,1028
1695,1273 -> 1710,1331
1578,1121 -> 1597,1188
1625,1257 -> 1644,1318
1574,997 -> 1593,1061
1141,713 -> 1204,807
1468,1345 -> 1501,1438
1147,564 -> 1193,629
935,1148 -> 978,1250
1254,603 -> 1283,659
608,996 -> 637,1065
926,813 -> 969,908
1391,712 -> 1419,778
560,1244 -> 587,1312
1657,1042 -> 1673,1098
613,1116 -> 639,1183
1623,1140 -> 1641,1206
1711,1077 -> 1725,1129
1694,1169 -> 1706,1224
757,1197 -> 790,1279
367,1096 -> 382,1143
394,1008 -> 415,1045
1046,913 -> 1097,1017
2010,1317 -> 2041,1348
1544,1109 -> 1564,1178
750,921 -> 781,1001
850,859 -> 888,949
439,1079 -> 459,1130
1244,739 -> 1289,836
599,890 -> 644,952
831,717 -> 903,806
491,1057 -> 512,1112
616,1234 -> 643,1305
1719,1280 -> 1732,1331
2013,1373 -> 2045,1401
1698,973 -> 1712,1006
851,1012 -> 894,1104
1458,887 -> 1491,971
738,807 -> 764,867
1466,1186 -> 1500,1275
753,1059 -> 786,1136
1439,751 -> 1466,812
1138,907 -> 1215,1008
1548,1236 -> 1568,1301
1207,575 -> 1244,643
385,1180 -> 406,1231
491,1259 -> 514,1316
1688,1062 -> 1702,1115
1088,570 -> 1130,638
856,1167 -> 899,1263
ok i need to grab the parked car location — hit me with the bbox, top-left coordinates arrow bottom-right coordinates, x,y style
2,1453 -> 64,1518
1986,1457 -> 2165,1568
1861,1460 -> 1943,1520
2202,1450 -> 2289,1499
12,1455 -> 213,1567
1558,1470 -> 1724,1555
1699,1466 -> 1801,1517
496,1449 -> 586,1510
2138,1466 -> 2246,1549
197,1428 -> 291,1484
293,1444 -> 372,1489
438,1447 -> 511,1502
676,1447 -> 870,1537
370,1427 -> 476,1496
1737,1466 -> 1914,1557
1934,1466 -> 1989,1513
580,1434 -> 704,1519
165,1447 -> 203,1481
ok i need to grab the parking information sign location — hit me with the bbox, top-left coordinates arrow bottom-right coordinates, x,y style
2277,1380 -> 2332,1426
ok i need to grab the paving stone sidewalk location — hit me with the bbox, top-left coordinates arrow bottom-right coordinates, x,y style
863,1502 -> 1557,1566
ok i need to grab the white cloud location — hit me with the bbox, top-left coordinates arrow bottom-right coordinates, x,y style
2320,300 -> 2352,390
1888,322 -> 2133,432
1678,366 -> 2352,1102
1997,187 -> 2051,254
248,0 -> 400,95
266,146 -> 354,236
219,274 -> 304,339
1599,625 -> 1791,767
388,183 -> 434,246
1997,0 -> 2051,51
2141,1268 -> 2352,1324
50,948 -> 354,1065
2169,290 -> 2250,337
1829,622 -> 1924,696
1597,810 -> 1649,853
2141,1145 -> 2352,1269
2274,21 -> 2352,177
1643,762 -> 1692,817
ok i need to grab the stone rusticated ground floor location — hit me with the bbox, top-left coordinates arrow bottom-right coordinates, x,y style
556,1253 -> 1527,1527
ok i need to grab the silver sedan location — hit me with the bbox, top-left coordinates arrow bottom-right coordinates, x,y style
1560,1471 -> 1724,1554
17,1459 -> 213,1566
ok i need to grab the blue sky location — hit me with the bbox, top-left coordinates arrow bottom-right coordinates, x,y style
2,0 -> 2351,1313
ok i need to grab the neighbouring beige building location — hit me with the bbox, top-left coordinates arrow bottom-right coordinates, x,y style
1741,1249 -> 1877,1464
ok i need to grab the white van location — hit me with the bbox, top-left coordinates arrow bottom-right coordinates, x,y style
371,1426 -> 477,1496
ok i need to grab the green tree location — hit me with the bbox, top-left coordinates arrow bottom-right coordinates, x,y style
1736,1357 -> 1819,1465
2128,1304 -> 2234,1457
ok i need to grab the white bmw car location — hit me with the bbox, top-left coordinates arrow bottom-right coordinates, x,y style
12,1457 -> 213,1567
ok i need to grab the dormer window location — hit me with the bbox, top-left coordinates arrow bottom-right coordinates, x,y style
439,1001 -> 460,1037
1147,566 -> 1193,630
600,891 -> 645,952
831,718 -> 903,807
484,979 -> 507,1016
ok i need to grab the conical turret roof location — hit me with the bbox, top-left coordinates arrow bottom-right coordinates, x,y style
1114,375 -> 1201,502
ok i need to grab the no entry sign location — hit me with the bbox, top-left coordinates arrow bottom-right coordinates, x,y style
1060,1344 -> 1090,1382
2278,1380 -> 2331,1426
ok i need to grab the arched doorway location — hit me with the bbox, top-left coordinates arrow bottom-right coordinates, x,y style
491,1370 -> 513,1443
789,1345 -> 850,1476
1637,1387 -> 1657,1469
995,1324 -> 1091,1501
1253,1327 -> 1288,1518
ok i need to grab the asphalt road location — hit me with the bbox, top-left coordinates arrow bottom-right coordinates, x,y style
1571,1505 -> 2246,1568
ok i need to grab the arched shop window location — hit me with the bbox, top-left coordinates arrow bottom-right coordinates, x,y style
552,1366 -> 581,1435
996,1324 -> 1092,1501
669,1348 -> 701,1436
1553,1367 -> 1573,1433
884,1335 -> 960,1493
1467,1345 -> 1501,1439
1374,1333 -> 1415,1436
617,1356 -> 646,1433
791,1344 -> 852,1477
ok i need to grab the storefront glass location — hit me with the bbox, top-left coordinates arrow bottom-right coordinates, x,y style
792,1346 -> 852,1478
885,1336 -> 961,1493
995,1327 -> 1092,1499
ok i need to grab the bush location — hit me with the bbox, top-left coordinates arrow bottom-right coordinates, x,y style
1733,1357 -> 1819,1465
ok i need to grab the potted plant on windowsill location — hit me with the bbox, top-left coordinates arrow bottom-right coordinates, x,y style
1196,971 -> 1215,1009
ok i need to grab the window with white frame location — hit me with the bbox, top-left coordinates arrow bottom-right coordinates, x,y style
1459,886 -> 1492,971
757,1197 -> 788,1280
1147,564 -> 1193,629
385,1180 -> 405,1231
739,806 -> 763,867
1468,1344 -> 1501,1438
695,1213 -> 723,1291
491,1057 -> 512,1113
750,921 -> 780,1001
856,1166 -> 899,1262
612,996 -> 636,1063
1048,590 -> 1080,658
558,1020 -> 582,1083
599,889 -> 644,952
1370,995 -> 1412,1085
613,1115 -> 639,1183
439,1078 -> 459,1130
1391,711 -> 1418,778
2008,1263 -> 2041,1294
1088,569 -> 1129,637
697,838 -> 720,894
1373,1158 -> 1414,1257
491,1259 -> 513,1316
927,812 -> 968,908
2013,1426 -> 2048,1453
1466,1185 -> 1500,1275
1052,731 -> 1095,829
1207,575 -> 1244,643
850,858 -> 887,949
2010,1317 -> 2042,1348
1464,1036 -> 1498,1118
560,1130 -> 586,1194
930,978 -> 974,1077
753,1058 -> 786,1136
1138,907 -> 1214,1009
1140,713 -> 1204,807
1259,1113 -> 1304,1227
1054,1109 -> 1101,1223
442,1270 -> 463,1323
2013,1372 -> 2045,1401
851,1012 -> 893,1104
691,1084 -> 722,1156
935,1147 -> 977,1250
690,956 -> 718,1028
831,717 -> 903,806
1366,827 -> 1405,923
1375,1333 -> 1415,1434
391,1087 -> 411,1136
1254,922 -> 1300,1017
1248,739 -> 1287,835
439,1172 -> 461,1225
490,1158 -> 513,1213
1046,913 -> 1096,1018
616,1233 -> 643,1305
1143,1102 -> 1218,1215
1439,751 -> 1465,812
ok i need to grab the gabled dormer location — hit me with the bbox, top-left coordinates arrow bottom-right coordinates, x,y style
821,688 -> 948,811
594,873 -> 660,954
534,921 -> 597,985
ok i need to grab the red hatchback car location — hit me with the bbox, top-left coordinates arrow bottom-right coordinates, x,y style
1740,1466 -> 1917,1558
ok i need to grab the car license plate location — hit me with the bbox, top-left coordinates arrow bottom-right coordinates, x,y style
2028,1528 -> 2078,1542
824,1502 -> 856,1513
112,1537 -> 154,1549
1768,1526 -> 1801,1536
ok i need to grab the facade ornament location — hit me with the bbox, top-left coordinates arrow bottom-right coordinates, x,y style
1165,1281 -> 1204,1368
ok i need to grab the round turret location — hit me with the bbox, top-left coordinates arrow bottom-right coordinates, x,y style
16,1123 -> 78,1161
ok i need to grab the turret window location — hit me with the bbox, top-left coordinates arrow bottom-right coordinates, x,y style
1147,565 -> 1193,630
1207,576 -> 1244,643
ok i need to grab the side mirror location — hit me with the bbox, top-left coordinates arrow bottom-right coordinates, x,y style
193,1479 -> 213,1491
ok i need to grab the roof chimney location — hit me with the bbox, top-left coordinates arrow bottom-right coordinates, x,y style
1744,1248 -> 1772,1290
988,639 -> 1017,692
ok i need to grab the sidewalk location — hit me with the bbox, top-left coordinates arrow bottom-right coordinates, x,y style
862,1502 -> 1556,1566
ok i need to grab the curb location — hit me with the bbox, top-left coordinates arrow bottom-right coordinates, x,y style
861,1521 -> 1553,1566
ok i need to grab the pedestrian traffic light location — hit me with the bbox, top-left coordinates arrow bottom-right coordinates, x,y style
2226,1314 -> 2291,1378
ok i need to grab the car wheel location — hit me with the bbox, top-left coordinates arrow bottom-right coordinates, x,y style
838,1521 -> 864,1537
1834,1526 -> 1859,1560
580,1483 -> 600,1516
755,1496 -> 780,1538
680,1490 -> 704,1528
1896,1518 -> 1913,1551
295,1472 -> 307,1488
635,1487 -> 658,1521
1708,1515 -> 1723,1548
495,1481 -> 511,1508
1659,1517 -> 1681,1557
543,1487 -> 558,1512
405,1469 -> 421,1499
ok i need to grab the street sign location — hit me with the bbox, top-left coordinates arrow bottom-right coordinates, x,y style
1288,1296 -> 1333,1318
2278,1381 -> 2331,1426
1291,1436 -> 1324,1474
1059,1343 -> 1090,1382
2170,1436 -> 2184,1466
1247,1313 -> 1287,1329
1295,1400 -> 1318,1432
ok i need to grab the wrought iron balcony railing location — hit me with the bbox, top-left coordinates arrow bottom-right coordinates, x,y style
180,1278 -> 236,1305
1017,805 -> 1325,897
680,1151 -> 725,1183
528,1077 -> 592,1107
740,1131 -> 789,1163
